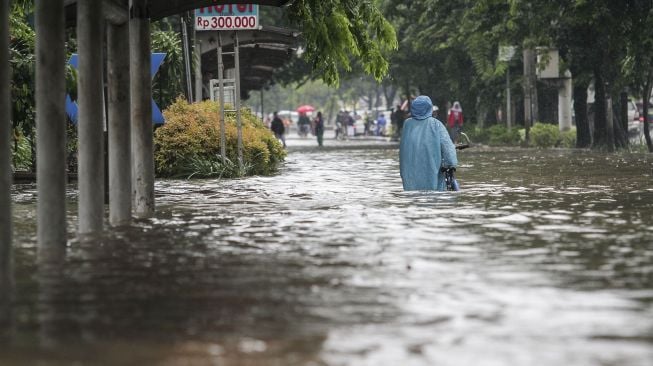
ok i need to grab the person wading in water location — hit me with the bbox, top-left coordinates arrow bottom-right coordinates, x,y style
399,95 -> 458,191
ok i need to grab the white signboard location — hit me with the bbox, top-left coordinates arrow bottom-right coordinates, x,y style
209,79 -> 236,106
195,4 -> 259,31
498,46 -> 517,62
537,48 -> 560,79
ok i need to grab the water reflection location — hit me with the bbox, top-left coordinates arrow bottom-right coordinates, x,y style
4,147 -> 653,365
0,271 -> 11,344
37,242 -> 67,350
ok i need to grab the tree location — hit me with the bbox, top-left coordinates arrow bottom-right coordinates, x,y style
286,0 -> 397,86
623,1 -> 653,152
151,19 -> 185,110
380,0 -> 517,126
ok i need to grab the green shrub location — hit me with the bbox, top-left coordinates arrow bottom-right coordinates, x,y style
464,126 -> 490,144
174,155 -> 247,179
560,128 -> 576,148
154,99 -> 286,179
487,125 -> 521,146
530,122 -> 561,148
11,129 -> 32,171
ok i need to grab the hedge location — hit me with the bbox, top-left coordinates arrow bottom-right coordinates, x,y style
154,99 -> 286,179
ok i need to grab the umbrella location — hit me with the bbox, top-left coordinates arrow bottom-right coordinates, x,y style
296,105 -> 315,114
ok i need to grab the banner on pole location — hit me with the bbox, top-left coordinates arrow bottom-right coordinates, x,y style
66,53 -> 166,125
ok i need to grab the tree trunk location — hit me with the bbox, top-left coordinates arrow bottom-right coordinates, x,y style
375,84 -> 382,109
476,96 -> 485,129
573,84 -> 591,148
366,88 -> 373,111
643,75 -> 652,152
613,108 -> 627,149
606,91 -> 615,152
592,70 -> 609,149
619,91 -> 629,147
382,83 -> 396,109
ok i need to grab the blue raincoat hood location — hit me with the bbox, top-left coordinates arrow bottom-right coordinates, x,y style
411,95 -> 433,120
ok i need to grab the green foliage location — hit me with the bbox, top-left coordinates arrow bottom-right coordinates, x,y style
9,3 -> 36,136
286,0 -> 397,86
487,125 -> 521,146
174,155 -> 249,179
530,122 -> 561,148
154,99 -> 286,179
11,130 -> 32,171
560,128 -> 577,148
8,1 -> 79,171
151,21 -> 185,110
378,0 -> 653,151
464,125 -> 490,145
381,0 -> 509,124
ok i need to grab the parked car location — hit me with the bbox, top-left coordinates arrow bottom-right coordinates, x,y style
628,99 -> 640,122
353,118 -> 366,136
628,101 -> 653,141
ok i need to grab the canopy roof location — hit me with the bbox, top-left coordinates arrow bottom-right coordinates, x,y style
198,25 -> 300,54
200,27 -> 300,97
63,0 -> 299,98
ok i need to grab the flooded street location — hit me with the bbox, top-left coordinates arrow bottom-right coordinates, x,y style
4,141 -> 653,365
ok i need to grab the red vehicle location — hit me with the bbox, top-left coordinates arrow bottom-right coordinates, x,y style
636,101 -> 653,123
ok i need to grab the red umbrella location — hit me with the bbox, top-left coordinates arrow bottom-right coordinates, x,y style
296,105 -> 315,114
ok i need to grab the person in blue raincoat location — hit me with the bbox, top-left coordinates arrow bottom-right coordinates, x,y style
400,95 -> 458,191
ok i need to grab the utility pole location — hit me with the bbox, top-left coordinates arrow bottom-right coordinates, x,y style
523,48 -> 538,144
180,13 -> 193,102
506,66 -> 511,130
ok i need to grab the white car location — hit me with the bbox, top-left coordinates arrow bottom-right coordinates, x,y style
353,119 -> 366,136
628,99 -> 640,122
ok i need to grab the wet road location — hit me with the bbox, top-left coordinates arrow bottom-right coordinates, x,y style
3,141 -> 653,365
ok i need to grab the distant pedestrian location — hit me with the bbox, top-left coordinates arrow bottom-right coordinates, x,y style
346,112 -> 355,137
336,111 -> 347,139
364,113 -> 372,136
447,101 -> 464,143
314,111 -> 325,146
391,105 -> 401,141
376,113 -> 387,136
271,111 -> 286,148
400,95 -> 458,191
397,100 -> 410,140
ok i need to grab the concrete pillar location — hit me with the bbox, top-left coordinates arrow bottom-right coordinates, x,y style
1,0 -> 13,331
36,0 -> 67,259
558,71 -> 573,132
130,0 -> 154,218
522,48 -> 537,143
108,23 -> 131,226
77,0 -> 105,234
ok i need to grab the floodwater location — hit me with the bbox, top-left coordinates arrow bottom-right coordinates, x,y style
2,141 -> 653,365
